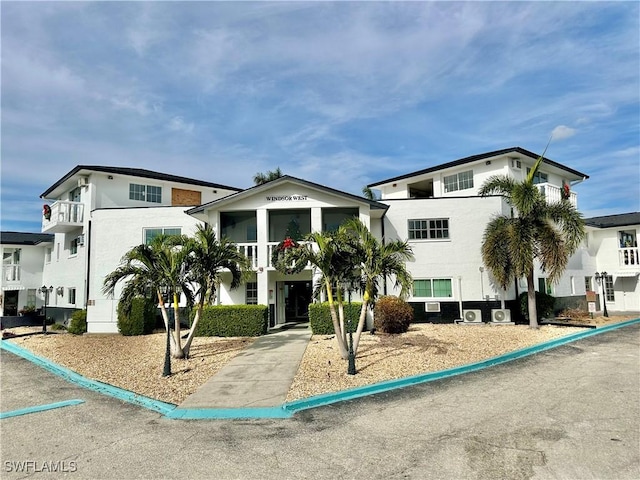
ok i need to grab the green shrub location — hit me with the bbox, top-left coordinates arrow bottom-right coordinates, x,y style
519,291 -> 556,319
374,296 -> 413,334
194,305 -> 268,337
118,297 -> 156,336
50,323 -> 67,331
308,302 -> 362,335
67,310 -> 87,335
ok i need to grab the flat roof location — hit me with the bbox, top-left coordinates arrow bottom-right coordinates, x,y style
1,232 -> 54,246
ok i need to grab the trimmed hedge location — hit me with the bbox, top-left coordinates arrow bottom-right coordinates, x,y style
67,310 -> 87,335
519,291 -> 556,320
309,302 -> 363,335
374,296 -> 413,333
194,305 -> 268,337
118,297 -> 156,336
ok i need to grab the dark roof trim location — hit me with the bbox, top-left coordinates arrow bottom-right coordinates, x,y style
188,175 -> 389,214
584,212 -> 640,229
40,165 -> 241,198
1,232 -> 54,246
368,147 -> 589,188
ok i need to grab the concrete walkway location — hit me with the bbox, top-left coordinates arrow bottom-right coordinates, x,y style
177,323 -> 311,409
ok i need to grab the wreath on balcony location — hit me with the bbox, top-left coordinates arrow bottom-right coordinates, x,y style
271,237 -> 306,274
43,204 -> 51,221
561,182 -> 571,201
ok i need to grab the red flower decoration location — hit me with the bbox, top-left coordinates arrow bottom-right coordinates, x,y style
561,183 -> 571,200
282,237 -> 295,249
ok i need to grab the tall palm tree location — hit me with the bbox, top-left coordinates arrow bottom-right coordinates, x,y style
253,167 -> 283,185
479,152 -> 585,328
341,219 -> 414,355
362,186 -> 379,200
103,234 -> 194,358
181,224 -> 251,357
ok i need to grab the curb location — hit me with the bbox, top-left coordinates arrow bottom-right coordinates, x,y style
2,318 -> 638,420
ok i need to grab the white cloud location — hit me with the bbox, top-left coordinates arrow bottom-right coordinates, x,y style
551,125 -> 577,140
167,116 -> 195,134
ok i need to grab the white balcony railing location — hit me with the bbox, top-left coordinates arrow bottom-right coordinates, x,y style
536,183 -> 577,207
236,243 -> 258,269
42,201 -> 84,233
619,247 -> 639,267
267,241 -> 311,269
3,264 -> 20,282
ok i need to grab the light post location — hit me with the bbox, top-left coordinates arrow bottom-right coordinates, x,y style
39,285 -> 53,333
594,272 -> 609,318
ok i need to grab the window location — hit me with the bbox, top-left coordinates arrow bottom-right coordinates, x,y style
45,247 -> 52,263
27,289 -> 36,308
246,282 -> 258,305
538,278 -> 553,295
526,168 -> 548,184
443,170 -> 474,193
70,237 -> 79,256
130,183 -> 162,203
604,275 -> 614,302
408,219 -> 449,240
413,279 -> 452,298
144,228 -> 181,244
68,288 -> 76,305
584,276 -> 592,292
570,276 -> 575,295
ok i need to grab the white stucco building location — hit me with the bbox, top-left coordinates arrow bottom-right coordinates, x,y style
12,147 -> 637,333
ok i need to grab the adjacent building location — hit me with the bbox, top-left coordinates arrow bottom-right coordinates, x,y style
2,147 -> 636,333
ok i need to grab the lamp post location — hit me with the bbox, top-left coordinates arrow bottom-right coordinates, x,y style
39,285 -> 53,333
594,272 -> 609,318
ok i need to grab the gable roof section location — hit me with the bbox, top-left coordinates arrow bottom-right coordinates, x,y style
187,175 -> 388,214
1,232 -> 54,246
40,165 -> 241,198
368,147 -> 590,188
584,212 -> 640,229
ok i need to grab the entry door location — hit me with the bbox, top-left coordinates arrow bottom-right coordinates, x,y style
284,281 -> 312,322
3,290 -> 19,316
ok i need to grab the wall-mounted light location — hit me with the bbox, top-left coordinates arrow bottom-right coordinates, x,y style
56,286 -> 64,296
485,160 -> 491,165
107,175 -> 114,180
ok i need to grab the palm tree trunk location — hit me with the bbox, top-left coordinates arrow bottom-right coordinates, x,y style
157,290 -> 176,351
326,280 -> 348,359
352,299 -> 369,356
182,297 -> 205,358
172,292 -> 184,358
527,270 -> 539,329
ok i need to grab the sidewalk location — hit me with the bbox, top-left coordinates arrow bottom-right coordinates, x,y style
176,323 -> 311,410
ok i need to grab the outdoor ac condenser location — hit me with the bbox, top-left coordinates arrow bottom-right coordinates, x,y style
491,309 -> 512,323
462,309 -> 482,323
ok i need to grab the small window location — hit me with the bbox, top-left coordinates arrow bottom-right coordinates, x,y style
45,247 -> 52,263
538,278 -> 553,295
443,170 -> 474,193
27,289 -> 37,308
68,288 -> 76,305
144,228 -> 181,244
246,282 -> 258,305
526,168 -> 548,185
570,276 -> 575,295
584,276 -> 592,292
70,237 -> 79,256
413,279 -> 452,298
604,275 -> 614,302
130,183 -> 162,203
408,219 -> 449,240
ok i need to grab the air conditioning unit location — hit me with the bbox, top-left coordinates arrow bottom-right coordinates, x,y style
76,234 -> 85,246
491,309 -> 512,323
425,302 -> 441,312
462,309 -> 482,323
77,176 -> 89,187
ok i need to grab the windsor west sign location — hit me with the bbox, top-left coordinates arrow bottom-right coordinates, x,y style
266,195 -> 309,201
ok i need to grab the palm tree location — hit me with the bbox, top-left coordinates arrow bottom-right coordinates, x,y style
341,219 -> 414,355
253,167 -> 283,185
181,223 -> 251,357
479,152 -> 585,328
362,186 -> 379,200
103,234 -> 194,358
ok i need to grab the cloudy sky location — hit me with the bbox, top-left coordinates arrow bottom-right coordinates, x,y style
2,1 -> 638,232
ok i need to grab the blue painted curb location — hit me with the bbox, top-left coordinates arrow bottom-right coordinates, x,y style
1,399 -> 85,419
2,318 -> 638,420
0,340 -> 176,416
282,318 -> 640,415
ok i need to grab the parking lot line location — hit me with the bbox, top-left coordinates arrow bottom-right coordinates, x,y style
1,399 -> 85,419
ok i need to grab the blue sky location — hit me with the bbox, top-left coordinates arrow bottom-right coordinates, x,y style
2,1 -> 639,233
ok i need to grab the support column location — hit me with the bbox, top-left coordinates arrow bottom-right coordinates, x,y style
257,208 -> 269,306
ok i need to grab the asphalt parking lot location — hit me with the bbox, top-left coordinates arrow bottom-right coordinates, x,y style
1,323 -> 639,479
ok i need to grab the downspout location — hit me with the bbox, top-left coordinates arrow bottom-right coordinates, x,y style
84,220 -> 91,310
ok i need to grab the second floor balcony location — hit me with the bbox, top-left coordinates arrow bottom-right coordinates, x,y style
3,264 -> 20,282
42,201 -> 84,233
536,183 -> 577,207
619,247 -> 639,267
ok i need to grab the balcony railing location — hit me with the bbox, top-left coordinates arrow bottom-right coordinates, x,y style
536,183 -> 577,207
3,264 -> 20,282
236,243 -> 258,269
267,241 -> 311,269
619,247 -> 639,267
42,201 -> 84,233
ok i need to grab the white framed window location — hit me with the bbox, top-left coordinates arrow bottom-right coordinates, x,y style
45,247 -> 52,264
526,168 -> 548,184
408,219 -> 449,240
584,276 -> 592,292
413,279 -> 453,298
130,183 -> 162,203
246,282 -> 258,305
570,276 -> 575,295
538,278 -> 553,295
443,170 -> 474,193
604,275 -> 614,302
144,228 -> 182,244
70,237 -> 79,256
68,288 -> 76,305
27,289 -> 37,308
